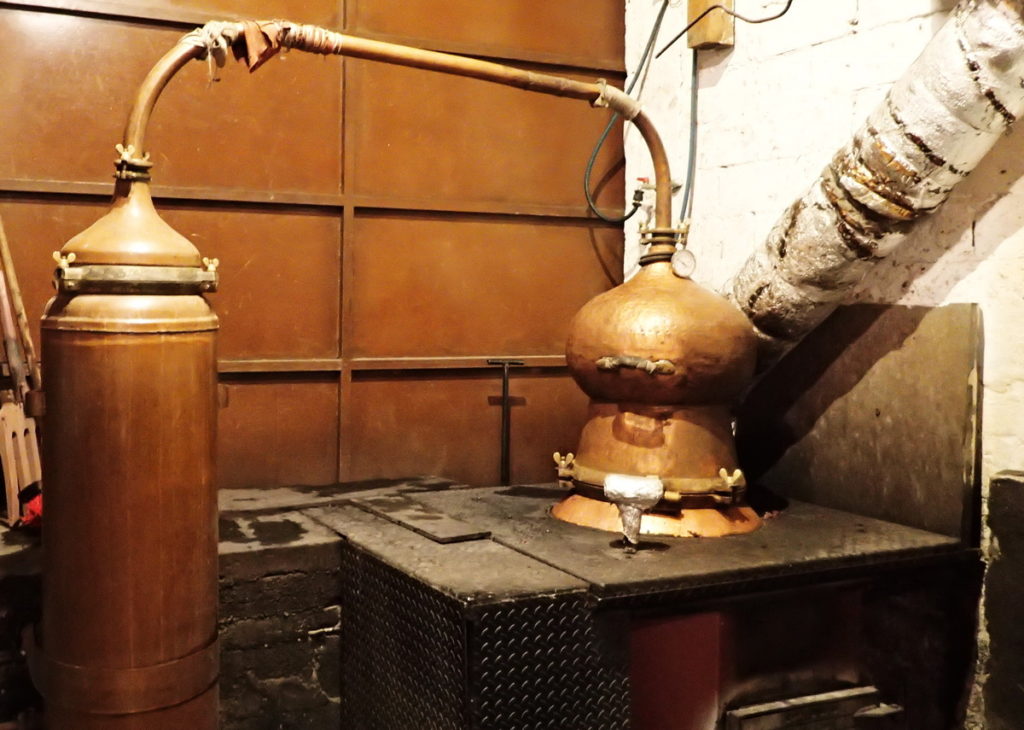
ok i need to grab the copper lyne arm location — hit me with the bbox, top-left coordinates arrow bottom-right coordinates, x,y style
119,20 -> 676,238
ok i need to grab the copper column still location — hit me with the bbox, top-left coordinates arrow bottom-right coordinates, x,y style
30,20 -> 741,724
32,41 -> 220,728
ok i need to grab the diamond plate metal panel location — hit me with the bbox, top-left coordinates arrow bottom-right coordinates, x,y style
341,544 -> 468,730
470,597 -> 630,729
341,541 -> 630,729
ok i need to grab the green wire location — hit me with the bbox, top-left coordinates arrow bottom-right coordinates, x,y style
583,0 -> 670,223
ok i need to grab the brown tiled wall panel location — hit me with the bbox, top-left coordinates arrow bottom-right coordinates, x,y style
0,201 -> 341,361
346,369 -> 589,485
347,0 -> 625,69
0,9 -> 342,193
347,213 -> 621,358
347,60 -> 625,210
162,207 -> 341,360
217,376 -> 340,489
0,199 -> 109,350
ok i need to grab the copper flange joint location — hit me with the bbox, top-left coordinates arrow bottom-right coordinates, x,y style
638,225 -> 687,265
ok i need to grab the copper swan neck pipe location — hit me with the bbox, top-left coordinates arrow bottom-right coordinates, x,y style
118,21 -> 674,233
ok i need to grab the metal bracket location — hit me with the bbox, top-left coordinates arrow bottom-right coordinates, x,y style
596,355 -> 676,375
54,263 -> 219,294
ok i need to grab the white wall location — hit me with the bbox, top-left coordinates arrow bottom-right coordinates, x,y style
624,1 -> 1024,724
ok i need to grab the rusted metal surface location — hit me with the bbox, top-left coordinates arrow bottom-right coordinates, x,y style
0,197 -> 339,360
0,199 -> 342,367
557,260 -> 760,537
0,0 -> 339,26
0,10 -> 342,195
0,177 -> 629,220
160,206 -> 341,362
0,200 -> 112,353
346,0 -> 624,71
349,355 -> 566,370
731,0 -> 1024,360
352,494 -> 491,543
1,3 -> 628,497
217,375 -> 340,490
737,303 -> 981,542
218,357 -> 342,373
214,19 -> 672,230
347,61 -> 626,212
348,368 -> 590,485
346,213 -> 621,359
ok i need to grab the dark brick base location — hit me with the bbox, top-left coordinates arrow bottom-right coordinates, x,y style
0,510 -> 343,729
218,509 -> 343,729
0,574 -> 40,725
0,477 -> 457,728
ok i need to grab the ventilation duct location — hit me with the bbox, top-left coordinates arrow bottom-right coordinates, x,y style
730,0 -> 1024,361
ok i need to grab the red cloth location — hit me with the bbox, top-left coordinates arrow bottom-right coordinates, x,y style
20,492 -> 41,528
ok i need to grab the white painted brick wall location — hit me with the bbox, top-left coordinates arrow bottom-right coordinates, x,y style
627,0 -> 1012,483
625,2 -> 1016,723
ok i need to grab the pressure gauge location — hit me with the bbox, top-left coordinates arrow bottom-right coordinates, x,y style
671,247 -> 695,278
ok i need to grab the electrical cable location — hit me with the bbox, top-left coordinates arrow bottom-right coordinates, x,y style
675,3 -> 794,224
656,0 -> 795,59
585,0 -> 796,223
583,0 -> 669,223
680,49 -> 699,223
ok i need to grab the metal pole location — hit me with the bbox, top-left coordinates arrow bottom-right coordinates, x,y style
487,359 -> 523,486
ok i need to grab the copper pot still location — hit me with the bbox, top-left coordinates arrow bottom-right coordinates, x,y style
552,244 -> 762,539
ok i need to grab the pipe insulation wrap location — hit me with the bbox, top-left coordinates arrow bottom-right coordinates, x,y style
595,83 -> 643,120
730,0 -> 1024,361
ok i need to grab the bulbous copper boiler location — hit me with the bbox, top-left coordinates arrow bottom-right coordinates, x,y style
552,253 -> 763,538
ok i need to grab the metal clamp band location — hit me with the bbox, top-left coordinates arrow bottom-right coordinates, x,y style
113,143 -> 153,183
638,226 -> 685,247
638,226 -> 687,265
54,262 -> 219,294
24,626 -> 219,715
554,454 -> 747,507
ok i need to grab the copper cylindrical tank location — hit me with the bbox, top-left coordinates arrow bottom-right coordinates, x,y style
32,183 -> 220,727
553,259 -> 762,537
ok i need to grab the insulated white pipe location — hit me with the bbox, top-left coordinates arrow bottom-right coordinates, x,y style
730,0 -> 1024,361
